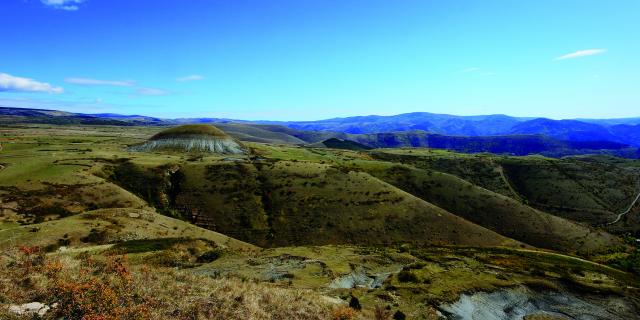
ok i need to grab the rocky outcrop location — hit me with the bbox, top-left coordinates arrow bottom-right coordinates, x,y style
438,286 -> 638,320
8,302 -> 55,317
130,136 -> 245,154
328,267 -> 399,289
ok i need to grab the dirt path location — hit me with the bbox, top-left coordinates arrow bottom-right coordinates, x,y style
510,248 -> 634,279
606,183 -> 640,225
495,164 -> 522,201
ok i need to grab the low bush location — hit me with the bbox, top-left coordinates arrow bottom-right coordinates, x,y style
0,246 -> 334,319
608,250 -> 640,275
349,295 -> 361,310
332,306 -> 356,320
397,270 -> 419,283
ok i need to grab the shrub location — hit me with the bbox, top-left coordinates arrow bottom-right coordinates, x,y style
81,228 -> 110,244
1,247 -> 334,320
349,295 -> 362,310
393,310 -> 407,320
374,305 -> 392,320
332,306 -> 357,320
17,246 -> 45,275
608,250 -> 640,275
197,249 -> 223,263
50,256 -> 151,320
397,270 -> 419,283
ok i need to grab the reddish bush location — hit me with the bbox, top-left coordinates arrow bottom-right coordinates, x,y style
332,306 -> 357,320
49,255 -> 151,320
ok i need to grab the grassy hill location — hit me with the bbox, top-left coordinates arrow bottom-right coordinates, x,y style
0,208 -> 257,252
109,159 -> 520,248
2,124 -> 640,319
370,149 -> 640,233
346,161 -> 619,253
2,124 -> 635,250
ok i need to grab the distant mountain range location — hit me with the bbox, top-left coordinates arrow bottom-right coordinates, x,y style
90,110 -> 640,147
2,106 -> 640,158
259,112 -> 640,147
261,113 -> 528,136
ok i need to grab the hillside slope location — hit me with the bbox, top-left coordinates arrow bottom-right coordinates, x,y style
0,208 -> 257,252
371,149 -> 640,231
109,160 -> 521,248
349,161 -> 620,253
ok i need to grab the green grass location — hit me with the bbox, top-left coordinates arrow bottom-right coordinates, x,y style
150,124 -> 229,139
0,208 -> 257,253
370,148 -> 640,232
111,238 -> 194,253
197,244 -> 639,315
2,123 -> 640,318
342,161 -> 620,254
160,159 -> 519,248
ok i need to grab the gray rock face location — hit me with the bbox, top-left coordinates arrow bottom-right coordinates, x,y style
438,286 -> 638,320
328,267 -> 398,289
129,137 -> 246,154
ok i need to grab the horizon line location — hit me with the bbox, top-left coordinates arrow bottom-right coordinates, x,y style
1,105 -> 639,122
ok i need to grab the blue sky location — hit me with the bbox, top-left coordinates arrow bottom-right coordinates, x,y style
1,0 -> 638,120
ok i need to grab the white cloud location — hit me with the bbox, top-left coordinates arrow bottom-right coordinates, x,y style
136,87 -> 169,96
65,77 -> 135,87
0,73 -> 63,94
176,75 -> 205,82
41,0 -> 84,11
65,77 -> 170,96
555,49 -> 607,61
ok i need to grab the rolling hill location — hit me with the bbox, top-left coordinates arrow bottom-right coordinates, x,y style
3,106 -> 640,156
108,159 -> 521,249
260,112 -> 526,135
2,123 -> 639,319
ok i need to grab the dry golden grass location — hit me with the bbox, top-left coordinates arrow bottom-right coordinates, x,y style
0,247 -> 340,320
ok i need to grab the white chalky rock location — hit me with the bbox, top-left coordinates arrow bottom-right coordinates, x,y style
129,124 -> 247,155
8,302 -> 51,316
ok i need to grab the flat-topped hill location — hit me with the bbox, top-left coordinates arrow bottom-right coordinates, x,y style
150,124 -> 229,139
131,124 -> 247,154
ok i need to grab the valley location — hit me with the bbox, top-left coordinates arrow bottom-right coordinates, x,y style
1,123 -> 639,319
3,1 -> 640,318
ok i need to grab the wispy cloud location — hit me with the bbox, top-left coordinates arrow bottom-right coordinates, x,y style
41,0 -> 85,11
555,48 -> 607,61
136,87 -> 169,96
65,77 -> 170,96
0,72 -> 64,94
176,75 -> 205,82
65,77 -> 135,87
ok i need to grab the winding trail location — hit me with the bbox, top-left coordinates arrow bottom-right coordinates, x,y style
606,180 -> 640,226
495,164 -> 522,201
